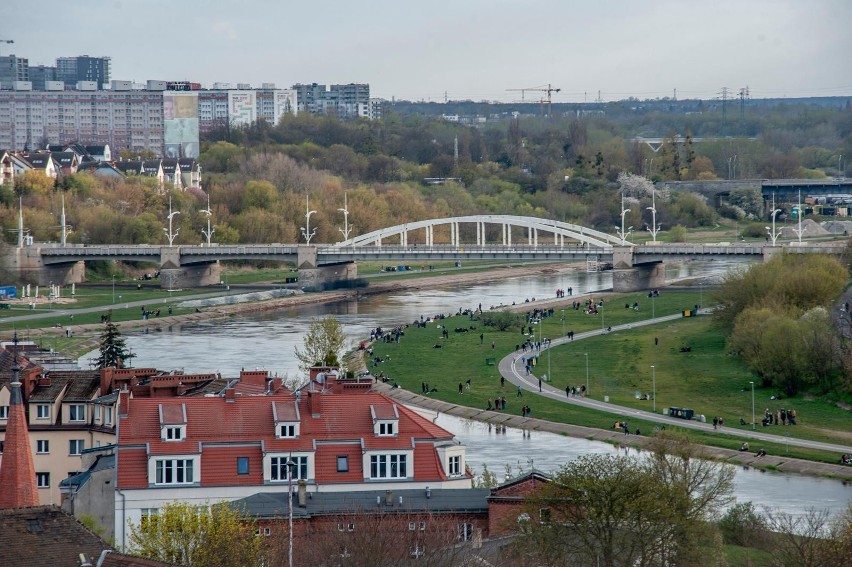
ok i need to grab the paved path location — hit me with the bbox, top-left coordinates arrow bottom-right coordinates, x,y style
496,313 -> 852,455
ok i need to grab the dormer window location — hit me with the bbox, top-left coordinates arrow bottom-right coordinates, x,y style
159,403 -> 187,442
277,424 -> 297,438
371,404 -> 399,437
163,426 -> 185,441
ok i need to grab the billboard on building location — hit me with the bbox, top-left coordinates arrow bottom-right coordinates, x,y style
228,91 -> 256,127
163,92 -> 199,158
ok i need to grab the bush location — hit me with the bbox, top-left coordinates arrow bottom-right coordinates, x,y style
741,222 -> 766,238
480,310 -> 523,331
668,224 -> 688,242
719,502 -> 767,547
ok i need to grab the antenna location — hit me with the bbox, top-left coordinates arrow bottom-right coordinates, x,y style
719,86 -> 730,136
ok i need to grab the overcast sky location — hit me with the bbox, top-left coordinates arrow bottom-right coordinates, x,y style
6,0 -> 851,102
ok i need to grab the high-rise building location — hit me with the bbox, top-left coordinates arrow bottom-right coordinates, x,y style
0,55 -> 28,89
28,65 -> 58,91
56,56 -> 110,87
292,83 -> 372,119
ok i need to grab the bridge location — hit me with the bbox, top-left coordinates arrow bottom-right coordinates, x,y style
0,215 -> 842,292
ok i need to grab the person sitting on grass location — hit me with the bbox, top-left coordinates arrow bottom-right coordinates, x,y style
755,448 -> 766,457
739,442 -> 750,452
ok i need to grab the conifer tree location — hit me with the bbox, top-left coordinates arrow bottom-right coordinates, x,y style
96,319 -> 134,369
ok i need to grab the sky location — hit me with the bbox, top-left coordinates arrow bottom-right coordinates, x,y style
5,0 -> 852,103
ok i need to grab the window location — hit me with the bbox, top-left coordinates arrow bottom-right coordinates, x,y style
540,508 -> 552,524
69,440 -> 85,455
370,454 -> 407,479
0,405 -> 7,419
164,426 -> 183,441
36,405 -> 50,419
336,456 -> 348,473
278,424 -> 296,438
69,404 -> 85,421
36,440 -> 49,454
378,422 -> 395,436
458,523 -> 474,541
410,544 -> 426,558
154,459 -> 195,485
36,472 -> 50,488
270,456 -> 308,481
448,455 -> 461,476
95,406 -> 102,420
337,523 -> 344,532
237,457 -> 249,475
348,523 -> 356,532
419,521 -> 426,531
104,407 -> 113,425
409,522 -> 416,531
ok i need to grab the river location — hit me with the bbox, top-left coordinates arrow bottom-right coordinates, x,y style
79,259 -> 852,516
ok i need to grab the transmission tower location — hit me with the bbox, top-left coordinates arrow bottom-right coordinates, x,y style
718,87 -> 730,136
738,86 -> 750,134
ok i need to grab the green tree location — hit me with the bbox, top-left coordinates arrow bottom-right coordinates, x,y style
294,316 -> 347,373
95,320 -> 135,369
668,224 -> 688,242
128,501 -> 263,567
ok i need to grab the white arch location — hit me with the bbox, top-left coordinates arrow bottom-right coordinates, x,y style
334,215 -> 628,248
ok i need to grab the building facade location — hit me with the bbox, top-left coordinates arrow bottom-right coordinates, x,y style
113,369 -> 472,550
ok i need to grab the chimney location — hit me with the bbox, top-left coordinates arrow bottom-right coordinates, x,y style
100,367 -> 115,395
297,480 -> 307,507
224,388 -> 236,402
385,490 -> 393,506
118,389 -> 130,418
308,391 -> 322,417
0,335 -> 39,509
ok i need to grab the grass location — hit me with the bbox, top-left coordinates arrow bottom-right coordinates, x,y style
368,289 -> 850,464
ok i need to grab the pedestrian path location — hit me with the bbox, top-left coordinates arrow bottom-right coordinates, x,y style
497,313 -> 852,455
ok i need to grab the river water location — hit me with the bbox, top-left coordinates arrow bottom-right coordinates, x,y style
80,259 -> 852,516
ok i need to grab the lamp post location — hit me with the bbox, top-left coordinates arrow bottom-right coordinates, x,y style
338,192 -> 352,243
301,195 -> 317,245
651,365 -> 656,413
585,352 -> 589,395
646,184 -> 660,242
749,381 -> 755,431
616,193 -> 632,244
112,274 -> 116,304
163,195 -> 180,245
200,192 -> 214,246
765,194 -> 782,245
561,309 -> 565,337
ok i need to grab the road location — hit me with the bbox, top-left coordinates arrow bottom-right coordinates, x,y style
498,313 -> 852,454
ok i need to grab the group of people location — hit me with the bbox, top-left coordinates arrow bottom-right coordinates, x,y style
566,384 -> 587,398
520,404 -> 532,417
761,407 -> 798,426
841,454 -> 852,465
711,416 -> 726,429
738,442 -> 767,457
486,397 -> 507,411
554,287 -> 573,298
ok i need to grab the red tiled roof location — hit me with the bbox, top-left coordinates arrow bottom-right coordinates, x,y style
118,390 -> 461,488
0,383 -> 38,509
370,403 -> 398,420
273,400 -> 299,422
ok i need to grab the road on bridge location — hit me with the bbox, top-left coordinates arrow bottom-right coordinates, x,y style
497,313 -> 852,454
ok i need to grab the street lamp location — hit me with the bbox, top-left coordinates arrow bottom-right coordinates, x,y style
561,309 -> 565,337
749,381 -> 755,431
765,194 -> 781,245
616,193 -> 632,244
163,195 -> 180,245
651,365 -> 656,413
338,192 -> 352,243
112,274 -> 116,304
584,352 -> 589,395
200,191 -> 214,246
646,184 -> 660,242
301,195 -> 317,245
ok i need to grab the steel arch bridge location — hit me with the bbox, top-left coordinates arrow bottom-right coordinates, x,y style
335,215 -> 629,249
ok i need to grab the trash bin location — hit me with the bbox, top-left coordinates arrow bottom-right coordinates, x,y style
604,396 -> 609,402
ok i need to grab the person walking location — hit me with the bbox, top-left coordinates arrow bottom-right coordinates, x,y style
517,385 -> 522,397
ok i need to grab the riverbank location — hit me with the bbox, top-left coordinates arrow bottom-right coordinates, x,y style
20,262 -> 580,357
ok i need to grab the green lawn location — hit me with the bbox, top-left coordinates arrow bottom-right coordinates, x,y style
368,290 -> 849,464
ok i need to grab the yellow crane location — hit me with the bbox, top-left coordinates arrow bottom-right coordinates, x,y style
506,83 -> 561,116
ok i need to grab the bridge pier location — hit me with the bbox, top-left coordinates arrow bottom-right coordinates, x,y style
612,263 -> 666,292
0,245 -> 84,286
159,263 -> 221,289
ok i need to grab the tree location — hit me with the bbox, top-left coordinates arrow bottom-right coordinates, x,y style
95,320 -> 135,369
514,453 -> 677,567
294,315 -> 346,373
765,504 -> 852,567
128,501 -> 264,567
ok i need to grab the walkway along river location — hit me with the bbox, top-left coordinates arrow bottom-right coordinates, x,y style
77,260 -> 852,516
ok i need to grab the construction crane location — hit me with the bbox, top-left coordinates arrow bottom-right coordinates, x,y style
506,83 -> 561,116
